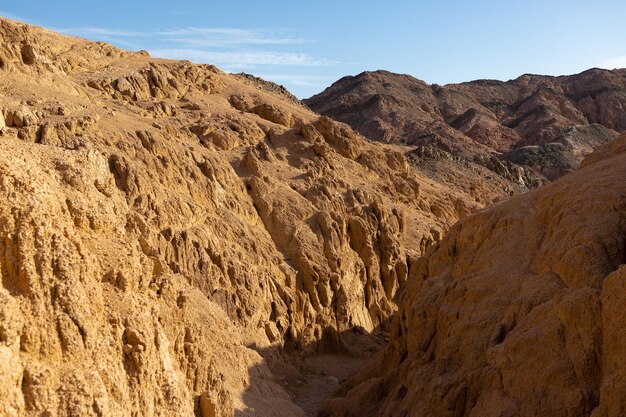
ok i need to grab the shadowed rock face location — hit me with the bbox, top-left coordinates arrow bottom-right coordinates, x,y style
505,123 -> 617,180
320,134 -> 626,417
305,68 -> 623,185
0,17 -> 476,417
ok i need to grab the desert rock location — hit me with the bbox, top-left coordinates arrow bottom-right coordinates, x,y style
0,17 -> 471,417
320,133 -> 626,417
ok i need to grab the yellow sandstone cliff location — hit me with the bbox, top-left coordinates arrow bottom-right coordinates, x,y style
0,18 -> 471,416
321,134 -> 626,417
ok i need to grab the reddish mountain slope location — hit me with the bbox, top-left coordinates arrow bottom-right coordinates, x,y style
305,69 -> 623,182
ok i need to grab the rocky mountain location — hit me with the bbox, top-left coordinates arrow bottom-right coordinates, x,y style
321,133 -> 626,417
305,69 -> 624,195
0,17 -> 478,417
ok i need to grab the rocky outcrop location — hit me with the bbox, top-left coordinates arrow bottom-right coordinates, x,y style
505,123 -> 617,180
234,72 -> 303,106
405,145 -> 548,205
0,17 -> 472,416
320,133 -> 626,417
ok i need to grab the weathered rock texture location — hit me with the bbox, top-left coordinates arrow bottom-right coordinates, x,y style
320,133 -> 626,417
0,18 -> 472,417
305,69 -> 623,197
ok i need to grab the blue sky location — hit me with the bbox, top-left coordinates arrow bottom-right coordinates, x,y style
2,0 -> 626,98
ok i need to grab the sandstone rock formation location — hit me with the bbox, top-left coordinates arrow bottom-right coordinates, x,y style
0,18 -> 473,416
305,69 -> 623,197
320,133 -> 626,417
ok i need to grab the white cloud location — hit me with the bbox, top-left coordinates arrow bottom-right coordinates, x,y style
51,25 -> 337,80
598,55 -> 626,69
56,27 -> 149,37
54,26 -> 310,48
156,27 -> 309,47
253,73 -> 336,88
150,48 -> 335,69
53,27 -> 150,48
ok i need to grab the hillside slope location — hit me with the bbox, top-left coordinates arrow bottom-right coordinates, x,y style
305,69 -> 624,199
321,134 -> 626,417
306,68 -> 625,155
0,18 -> 474,417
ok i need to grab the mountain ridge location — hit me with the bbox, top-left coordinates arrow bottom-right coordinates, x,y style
305,67 -> 624,205
306,67 -> 625,149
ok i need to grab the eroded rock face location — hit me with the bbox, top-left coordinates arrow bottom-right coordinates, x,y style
0,17 -> 471,416
320,134 -> 626,417
20,44 -> 37,64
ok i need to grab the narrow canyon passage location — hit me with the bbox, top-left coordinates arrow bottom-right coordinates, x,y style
237,327 -> 389,416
